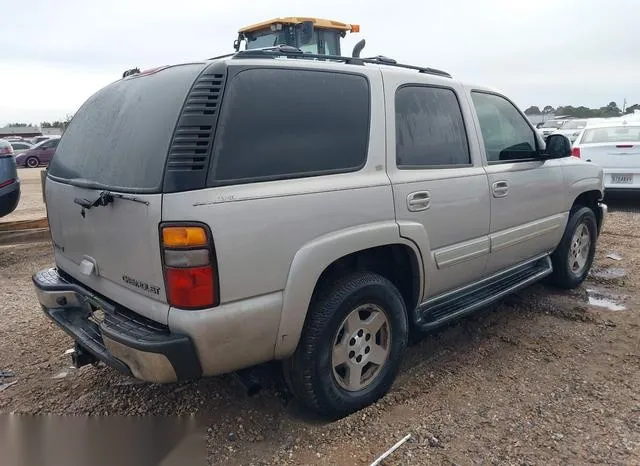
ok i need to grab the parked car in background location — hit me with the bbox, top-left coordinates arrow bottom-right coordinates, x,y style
30,135 -> 56,145
572,120 -> 640,192
536,119 -> 567,137
10,140 -> 33,155
15,136 -> 60,168
0,139 -> 20,217
552,119 -> 587,142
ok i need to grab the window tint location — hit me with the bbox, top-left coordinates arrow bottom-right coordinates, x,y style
48,63 -> 205,192
209,68 -> 369,184
471,92 -> 537,163
395,86 -> 470,167
11,143 -> 29,149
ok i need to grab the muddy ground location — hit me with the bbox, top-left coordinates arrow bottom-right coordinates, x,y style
1,200 -> 639,465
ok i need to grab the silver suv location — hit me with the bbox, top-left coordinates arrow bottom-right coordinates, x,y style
33,48 -> 606,419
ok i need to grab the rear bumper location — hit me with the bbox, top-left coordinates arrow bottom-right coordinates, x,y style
33,268 -> 201,383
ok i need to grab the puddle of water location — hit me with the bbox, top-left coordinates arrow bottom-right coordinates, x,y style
591,267 -> 627,280
586,288 -> 626,311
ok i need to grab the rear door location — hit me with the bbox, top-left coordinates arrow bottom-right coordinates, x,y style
45,63 -> 207,324
384,73 -> 491,297
576,124 -> 640,190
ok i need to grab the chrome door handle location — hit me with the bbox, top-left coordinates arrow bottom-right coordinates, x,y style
492,181 -> 509,198
407,191 -> 431,211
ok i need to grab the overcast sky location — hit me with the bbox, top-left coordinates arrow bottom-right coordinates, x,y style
1,0 -> 638,125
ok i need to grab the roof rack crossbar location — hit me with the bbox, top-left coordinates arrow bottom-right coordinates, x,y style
232,47 -> 452,78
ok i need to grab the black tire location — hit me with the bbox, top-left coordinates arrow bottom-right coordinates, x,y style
548,206 -> 597,289
284,272 -> 408,419
26,157 -> 39,168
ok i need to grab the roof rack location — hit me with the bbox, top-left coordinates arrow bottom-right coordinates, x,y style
232,46 -> 452,78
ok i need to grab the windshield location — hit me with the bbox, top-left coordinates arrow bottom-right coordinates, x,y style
562,120 -> 587,130
581,126 -> 640,144
540,120 -> 564,129
245,30 -> 289,49
297,29 -> 340,55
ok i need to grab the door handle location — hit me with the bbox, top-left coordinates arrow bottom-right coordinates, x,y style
407,191 -> 431,211
492,181 -> 509,198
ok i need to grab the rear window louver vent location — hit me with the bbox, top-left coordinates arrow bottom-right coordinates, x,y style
163,65 -> 227,192
167,126 -> 212,171
183,74 -> 224,115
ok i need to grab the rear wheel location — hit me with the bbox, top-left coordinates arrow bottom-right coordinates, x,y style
548,206 -> 597,289
284,272 -> 408,419
26,156 -> 39,168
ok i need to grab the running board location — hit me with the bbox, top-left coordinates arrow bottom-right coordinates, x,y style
416,255 -> 553,330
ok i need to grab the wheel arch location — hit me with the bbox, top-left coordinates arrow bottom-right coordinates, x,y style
572,189 -> 604,233
274,222 -> 424,359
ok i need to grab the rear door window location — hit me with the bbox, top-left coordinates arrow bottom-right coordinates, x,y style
395,85 -> 470,167
48,63 -> 206,192
208,68 -> 370,185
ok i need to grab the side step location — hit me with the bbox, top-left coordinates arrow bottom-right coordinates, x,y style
416,255 -> 553,330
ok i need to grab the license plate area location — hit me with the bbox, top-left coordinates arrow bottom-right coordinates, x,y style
611,174 -> 633,184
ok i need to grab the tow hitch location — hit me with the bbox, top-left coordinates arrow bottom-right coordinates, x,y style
70,343 -> 98,368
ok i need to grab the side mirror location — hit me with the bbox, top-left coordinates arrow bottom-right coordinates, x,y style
543,134 -> 572,158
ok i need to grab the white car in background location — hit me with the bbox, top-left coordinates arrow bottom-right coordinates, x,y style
552,119 -> 588,142
572,120 -> 640,192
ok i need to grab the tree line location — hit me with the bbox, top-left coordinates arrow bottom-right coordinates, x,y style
524,102 -> 640,119
3,114 -> 74,131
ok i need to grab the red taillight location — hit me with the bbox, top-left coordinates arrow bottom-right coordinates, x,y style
160,223 -> 218,309
571,147 -> 581,158
165,266 -> 215,308
0,146 -> 13,155
0,178 -> 15,188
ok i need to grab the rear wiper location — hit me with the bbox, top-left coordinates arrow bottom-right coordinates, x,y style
74,191 -> 113,210
74,191 -> 149,217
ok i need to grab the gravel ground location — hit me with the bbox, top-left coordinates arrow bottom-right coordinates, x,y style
1,204 -> 639,465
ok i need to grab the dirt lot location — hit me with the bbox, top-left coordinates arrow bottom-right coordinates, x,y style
1,202 -> 639,465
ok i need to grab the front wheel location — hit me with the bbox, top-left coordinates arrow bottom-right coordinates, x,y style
284,272 -> 408,419
548,206 -> 597,289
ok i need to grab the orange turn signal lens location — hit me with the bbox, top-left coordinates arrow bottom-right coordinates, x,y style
162,226 -> 208,248
350,24 -> 360,33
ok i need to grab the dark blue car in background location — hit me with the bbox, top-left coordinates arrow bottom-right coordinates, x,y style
0,139 -> 20,217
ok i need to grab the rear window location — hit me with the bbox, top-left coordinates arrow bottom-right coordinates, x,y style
208,68 -> 370,185
562,120 -> 587,130
581,126 -> 640,144
48,63 -> 206,192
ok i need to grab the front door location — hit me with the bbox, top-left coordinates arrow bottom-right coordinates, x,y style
385,77 -> 491,299
468,90 -> 567,274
